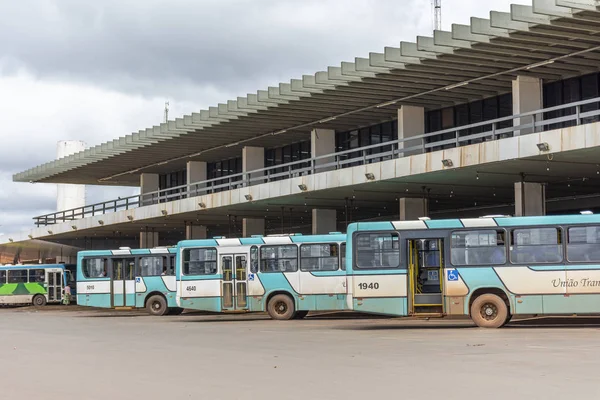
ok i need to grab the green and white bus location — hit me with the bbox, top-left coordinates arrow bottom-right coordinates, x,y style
0,264 -> 71,306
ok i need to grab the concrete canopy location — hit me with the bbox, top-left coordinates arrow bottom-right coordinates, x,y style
13,0 -> 600,186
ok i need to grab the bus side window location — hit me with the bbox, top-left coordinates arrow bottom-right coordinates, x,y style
340,243 -> 346,270
83,258 -> 108,278
183,248 -> 217,275
8,269 -> 28,283
29,269 -> 45,283
0,270 -> 6,283
168,256 -> 176,275
250,246 -> 259,273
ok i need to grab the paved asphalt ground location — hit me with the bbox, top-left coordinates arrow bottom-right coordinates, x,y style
2,306 -> 600,400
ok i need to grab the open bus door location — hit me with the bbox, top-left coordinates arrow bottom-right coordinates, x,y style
407,238 -> 445,316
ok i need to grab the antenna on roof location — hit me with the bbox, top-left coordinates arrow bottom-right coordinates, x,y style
164,101 -> 169,123
432,0 -> 441,31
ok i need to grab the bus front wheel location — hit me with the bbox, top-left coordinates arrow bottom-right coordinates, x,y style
267,294 -> 295,320
32,294 -> 47,307
146,295 -> 168,316
470,294 -> 508,329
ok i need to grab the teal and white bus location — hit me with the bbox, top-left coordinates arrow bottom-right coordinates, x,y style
176,234 -> 346,320
346,214 -> 600,328
0,264 -> 70,306
77,247 -> 183,316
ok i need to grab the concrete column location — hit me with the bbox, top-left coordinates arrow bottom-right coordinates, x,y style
139,231 -> 159,249
185,223 -> 207,240
312,209 -> 337,235
243,218 -> 265,237
514,182 -> 546,216
186,161 -> 207,197
140,173 -> 159,206
399,198 -> 429,221
398,105 -> 425,156
512,75 -> 543,136
311,128 -> 336,172
242,146 -> 264,185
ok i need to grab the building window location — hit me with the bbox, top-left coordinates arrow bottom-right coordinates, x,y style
510,228 -> 563,264
336,120 -> 397,167
265,141 -> 311,181
300,244 -> 339,271
207,157 -> 242,193
182,248 -> 217,275
567,226 -> 600,262
354,233 -> 400,269
82,258 -> 108,278
544,72 -> 600,129
451,230 -> 506,266
425,93 -> 513,151
260,245 -> 298,272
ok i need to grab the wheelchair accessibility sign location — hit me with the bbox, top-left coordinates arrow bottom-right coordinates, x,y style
248,273 -> 255,281
447,269 -> 459,282
135,277 -> 141,283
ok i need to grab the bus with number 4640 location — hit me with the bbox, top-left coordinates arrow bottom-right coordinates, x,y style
176,233 -> 347,320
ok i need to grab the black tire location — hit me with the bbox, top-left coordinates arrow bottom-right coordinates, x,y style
146,295 -> 168,316
294,310 -> 309,319
168,307 -> 184,316
503,314 -> 513,326
470,294 -> 508,329
267,294 -> 295,320
32,294 -> 47,307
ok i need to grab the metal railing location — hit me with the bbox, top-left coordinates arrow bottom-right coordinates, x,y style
33,97 -> 600,227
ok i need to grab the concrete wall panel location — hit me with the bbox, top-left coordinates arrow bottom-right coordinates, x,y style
410,153 -> 427,175
481,141 -> 499,164
380,160 -> 396,181
585,124 -> 600,148
395,157 -> 411,177
562,127 -> 586,151
499,137 -> 520,161
461,143 -> 480,167
518,133 -> 541,158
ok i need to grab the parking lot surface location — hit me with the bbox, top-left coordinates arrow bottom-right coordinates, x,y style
2,306 -> 600,399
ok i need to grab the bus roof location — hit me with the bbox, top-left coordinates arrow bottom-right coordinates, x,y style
78,247 -> 177,257
178,233 -> 346,248
0,263 -> 67,270
349,214 -> 600,232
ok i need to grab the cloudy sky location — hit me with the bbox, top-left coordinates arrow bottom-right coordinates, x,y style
0,0 -> 530,234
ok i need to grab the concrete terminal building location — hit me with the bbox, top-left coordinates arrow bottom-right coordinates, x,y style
4,0 -> 600,261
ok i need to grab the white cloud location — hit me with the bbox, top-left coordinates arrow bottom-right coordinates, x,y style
0,0 -> 532,233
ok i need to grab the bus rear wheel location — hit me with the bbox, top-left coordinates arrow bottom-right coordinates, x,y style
470,294 -> 508,329
267,294 -> 295,320
146,295 -> 168,316
32,294 -> 47,307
